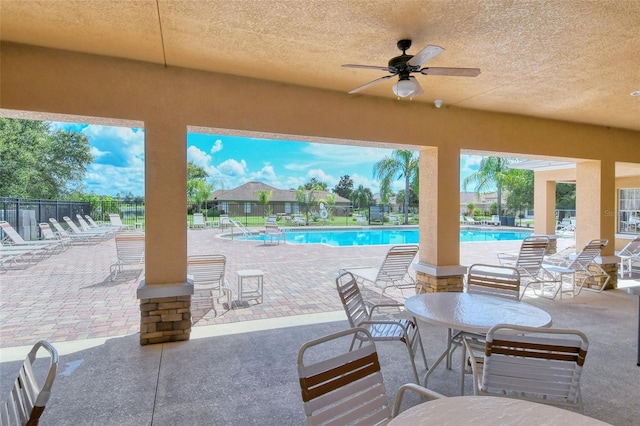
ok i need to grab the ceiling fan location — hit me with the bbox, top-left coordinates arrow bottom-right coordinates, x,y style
343,39 -> 480,98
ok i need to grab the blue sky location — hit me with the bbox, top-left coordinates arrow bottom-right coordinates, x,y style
53,122 -> 485,197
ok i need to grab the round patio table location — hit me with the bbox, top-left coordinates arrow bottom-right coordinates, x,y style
389,396 -> 611,425
404,292 -> 552,394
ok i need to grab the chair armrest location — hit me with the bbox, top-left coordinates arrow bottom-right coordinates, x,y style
463,338 -> 483,395
392,383 -> 446,417
367,303 -> 404,317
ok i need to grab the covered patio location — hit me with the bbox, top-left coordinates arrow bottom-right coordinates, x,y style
1,230 -> 639,424
1,1 -> 640,424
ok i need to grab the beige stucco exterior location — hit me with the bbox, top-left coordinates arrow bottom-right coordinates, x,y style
2,43 -> 639,339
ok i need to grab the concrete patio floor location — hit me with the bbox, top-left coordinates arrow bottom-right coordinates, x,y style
1,228 -> 639,425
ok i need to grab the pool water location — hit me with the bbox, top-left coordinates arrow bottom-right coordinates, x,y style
235,227 -> 533,247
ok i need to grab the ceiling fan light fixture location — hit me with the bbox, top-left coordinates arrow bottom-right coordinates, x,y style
393,78 -> 416,98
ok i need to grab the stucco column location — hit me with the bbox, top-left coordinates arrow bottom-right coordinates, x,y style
534,175 -> 557,235
413,146 -> 466,292
136,119 -> 193,345
575,159 -> 618,289
533,174 -> 558,253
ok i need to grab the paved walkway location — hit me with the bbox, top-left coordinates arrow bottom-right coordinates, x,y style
0,227 -> 578,348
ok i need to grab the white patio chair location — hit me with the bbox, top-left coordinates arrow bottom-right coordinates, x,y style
465,324 -> 589,413
187,254 -> 233,317
616,236 -> 640,277
497,235 -> 550,299
297,327 -> 444,425
340,244 -> 419,302
1,340 -> 58,426
191,213 -> 206,229
264,222 -> 286,245
335,271 -> 428,385
218,214 -> 232,229
110,231 -> 145,280
451,264 -> 521,377
542,239 -> 610,297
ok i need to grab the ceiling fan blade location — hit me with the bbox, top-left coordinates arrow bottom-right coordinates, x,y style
342,64 -> 392,72
420,67 -> 481,77
407,45 -> 444,67
348,75 -> 395,94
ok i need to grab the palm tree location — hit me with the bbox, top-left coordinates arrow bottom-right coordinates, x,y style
462,157 -> 514,217
254,189 -> 273,218
350,185 -> 373,211
373,150 -> 418,225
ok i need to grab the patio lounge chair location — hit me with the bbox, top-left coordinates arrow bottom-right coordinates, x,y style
0,247 -> 45,270
0,221 -> 61,255
542,239 -> 610,298
487,214 -> 501,226
497,235 -> 550,299
110,231 -> 145,280
108,213 -> 134,230
616,236 -> 640,278
76,214 -> 116,237
187,254 -> 233,317
293,214 -> 306,226
190,213 -> 207,229
49,218 -> 100,244
335,271 -> 428,385
37,223 -> 71,250
340,244 -> 419,302
355,214 -> 368,225
465,324 -> 588,413
63,216 -> 111,240
464,216 -> 481,225
1,340 -> 58,425
297,327 -> 444,425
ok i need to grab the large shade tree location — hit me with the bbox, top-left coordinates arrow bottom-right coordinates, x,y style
372,149 -> 418,225
0,118 -> 93,198
333,175 -> 353,199
462,157 -> 515,217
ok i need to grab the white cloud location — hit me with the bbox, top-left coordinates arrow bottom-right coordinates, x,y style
306,169 -> 336,187
84,163 -> 145,196
249,165 -> 278,184
210,139 -> 223,154
187,146 -> 212,167
218,159 -> 247,177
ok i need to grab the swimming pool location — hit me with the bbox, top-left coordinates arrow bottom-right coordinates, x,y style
232,227 -> 533,247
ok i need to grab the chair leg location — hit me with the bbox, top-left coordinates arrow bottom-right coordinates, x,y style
403,338 -> 421,385
412,321 -> 429,371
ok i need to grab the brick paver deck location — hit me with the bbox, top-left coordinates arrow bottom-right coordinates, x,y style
0,227 -> 572,348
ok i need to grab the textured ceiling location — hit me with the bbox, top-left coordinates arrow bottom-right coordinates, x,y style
1,0 -> 639,131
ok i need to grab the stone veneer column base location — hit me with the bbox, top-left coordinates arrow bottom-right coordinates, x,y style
413,262 -> 467,293
579,262 -> 618,291
137,279 -> 194,346
140,296 -> 192,345
416,272 -> 464,293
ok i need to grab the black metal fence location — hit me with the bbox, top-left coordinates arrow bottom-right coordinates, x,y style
1,197 -> 145,241
1,197 -> 419,240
